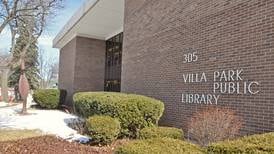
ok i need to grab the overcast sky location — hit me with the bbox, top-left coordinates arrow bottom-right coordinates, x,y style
0,0 -> 85,61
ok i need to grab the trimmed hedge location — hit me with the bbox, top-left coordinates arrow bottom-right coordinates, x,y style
139,127 -> 183,140
115,138 -> 204,154
73,92 -> 164,138
86,115 -> 120,145
33,89 -> 60,109
207,132 -> 274,154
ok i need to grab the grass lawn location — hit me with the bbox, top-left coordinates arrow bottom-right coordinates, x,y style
0,129 -> 43,141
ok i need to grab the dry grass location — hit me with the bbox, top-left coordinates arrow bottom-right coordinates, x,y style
0,129 -> 43,141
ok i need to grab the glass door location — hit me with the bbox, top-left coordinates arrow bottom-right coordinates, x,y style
104,33 -> 123,92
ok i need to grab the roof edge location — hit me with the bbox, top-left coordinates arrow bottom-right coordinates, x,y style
53,0 -> 99,48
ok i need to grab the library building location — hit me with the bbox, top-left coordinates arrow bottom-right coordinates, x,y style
53,0 -> 274,135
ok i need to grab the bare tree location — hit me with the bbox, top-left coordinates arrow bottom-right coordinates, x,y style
38,49 -> 58,89
0,0 -> 63,113
0,0 -> 63,34
1,0 -> 64,59
3,0 -> 63,114
0,0 -> 19,34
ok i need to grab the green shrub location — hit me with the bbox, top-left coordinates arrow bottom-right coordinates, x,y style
73,92 -> 164,138
86,115 -> 120,145
207,132 -> 274,154
115,137 -> 204,154
33,89 -> 60,109
139,126 -> 183,140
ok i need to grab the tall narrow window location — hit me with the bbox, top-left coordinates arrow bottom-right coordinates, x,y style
104,33 -> 123,92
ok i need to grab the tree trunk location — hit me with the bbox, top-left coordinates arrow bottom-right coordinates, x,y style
1,69 -> 9,102
18,60 -> 30,114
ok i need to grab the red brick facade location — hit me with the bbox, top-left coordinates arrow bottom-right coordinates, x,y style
122,0 -> 274,135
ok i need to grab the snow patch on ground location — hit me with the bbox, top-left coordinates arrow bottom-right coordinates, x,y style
0,100 -> 90,143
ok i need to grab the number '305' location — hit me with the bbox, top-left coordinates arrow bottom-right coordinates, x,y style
183,52 -> 198,63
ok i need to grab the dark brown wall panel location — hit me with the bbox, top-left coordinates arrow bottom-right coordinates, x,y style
59,37 -> 105,106
74,37 -> 106,93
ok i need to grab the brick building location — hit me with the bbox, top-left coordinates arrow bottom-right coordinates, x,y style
53,0 -> 274,135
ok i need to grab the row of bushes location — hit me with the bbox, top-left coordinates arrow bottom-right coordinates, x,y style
33,90 -> 274,153
86,115 -> 184,145
73,92 -> 164,138
116,132 -> 274,154
116,138 -> 204,154
33,90 -> 176,141
33,90 -> 243,145
72,92 -> 186,146
207,132 -> 274,154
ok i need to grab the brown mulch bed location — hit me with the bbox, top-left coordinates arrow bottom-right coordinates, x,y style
0,136 -> 128,154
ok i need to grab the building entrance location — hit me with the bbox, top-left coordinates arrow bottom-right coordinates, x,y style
104,33 -> 123,92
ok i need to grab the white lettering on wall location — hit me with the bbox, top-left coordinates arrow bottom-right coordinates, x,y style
182,93 -> 220,105
181,50 -> 260,105
183,49 -> 198,63
183,73 -> 207,83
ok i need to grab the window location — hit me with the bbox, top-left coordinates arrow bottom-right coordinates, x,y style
104,33 -> 123,92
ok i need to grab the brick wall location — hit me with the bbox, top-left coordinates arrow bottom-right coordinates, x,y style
59,38 -> 76,106
122,0 -> 274,135
74,37 -> 106,93
59,36 -> 106,106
